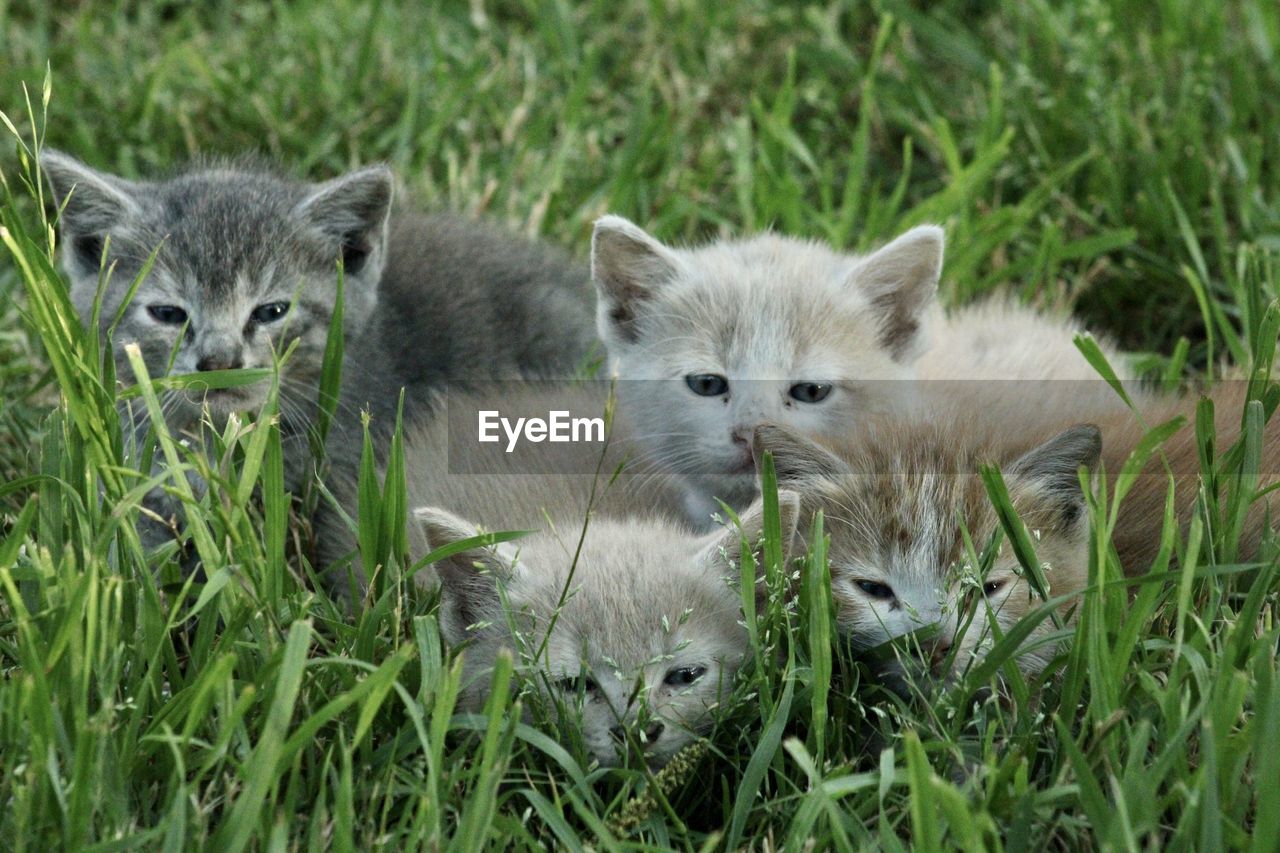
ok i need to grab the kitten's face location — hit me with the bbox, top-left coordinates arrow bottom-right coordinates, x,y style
423,495 -> 798,768
42,151 -> 392,428
592,217 -> 941,511
757,423 -> 1098,681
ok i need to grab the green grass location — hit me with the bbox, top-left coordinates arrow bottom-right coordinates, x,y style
1,0 -> 1278,847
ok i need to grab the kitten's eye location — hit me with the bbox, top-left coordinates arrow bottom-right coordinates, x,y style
554,674 -> 598,694
663,665 -> 707,687
685,373 -> 729,397
983,579 -> 1007,597
788,382 -> 833,404
147,304 -> 188,325
856,580 -> 896,600
251,301 -> 290,324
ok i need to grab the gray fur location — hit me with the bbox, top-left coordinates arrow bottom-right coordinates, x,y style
326,213 -> 599,477
1007,424 -> 1102,530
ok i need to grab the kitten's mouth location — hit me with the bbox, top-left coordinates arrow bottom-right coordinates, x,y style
199,387 -> 250,406
715,452 -> 757,478
187,386 -> 265,417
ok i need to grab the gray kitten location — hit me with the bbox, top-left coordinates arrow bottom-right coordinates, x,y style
41,151 -> 597,574
41,151 -> 596,497
42,150 -> 391,439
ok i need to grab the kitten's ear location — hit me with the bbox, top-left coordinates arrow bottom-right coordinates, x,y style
40,150 -> 144,271
752,424 -> 848,489
849,225 -> 944,361
591,215 -> 684,344
704,490 -> 801,603
1006,424 -> 1101,532
415,506 -> 519,645
296,166 -> 394,277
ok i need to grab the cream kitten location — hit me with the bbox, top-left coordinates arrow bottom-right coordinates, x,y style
320,384 -> 799,767
421,493 -> 797,767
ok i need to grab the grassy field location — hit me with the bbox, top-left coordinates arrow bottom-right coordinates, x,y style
1,0 -> 1279,848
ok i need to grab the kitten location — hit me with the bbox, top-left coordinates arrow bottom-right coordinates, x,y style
591,216 -> 939,522
1067,381 -> 1280,569
754,380 -> 1278,682
322,384 -> 799,767
327,214 -> 599,474
422,495 -> 796,767
754,416 -> 1099,682
590,215 -> 1128,526
41,150 -> 393,450
41,151 -> 596,493
893,379 -> 1279,572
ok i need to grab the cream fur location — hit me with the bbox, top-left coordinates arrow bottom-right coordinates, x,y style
917,297 -> 1133,381
322,382 -> 800,767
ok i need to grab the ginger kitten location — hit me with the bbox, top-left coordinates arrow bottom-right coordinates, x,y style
755,380 -> 1277,682
756,418 -> 1099,682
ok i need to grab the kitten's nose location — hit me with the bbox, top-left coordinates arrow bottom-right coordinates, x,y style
730,428 -> 751,447
928,635 -> 954,668
197,351 -> 244,372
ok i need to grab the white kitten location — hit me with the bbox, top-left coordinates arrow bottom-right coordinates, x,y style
592,216 -> 939,522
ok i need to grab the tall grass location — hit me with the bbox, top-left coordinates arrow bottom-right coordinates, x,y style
1,0 -> 1278,847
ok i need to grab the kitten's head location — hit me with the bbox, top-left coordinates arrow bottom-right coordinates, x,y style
41,150 -> 393,426
591,216 -> 942,510
756,421 -> 1098,680
420,493 -> 799,767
